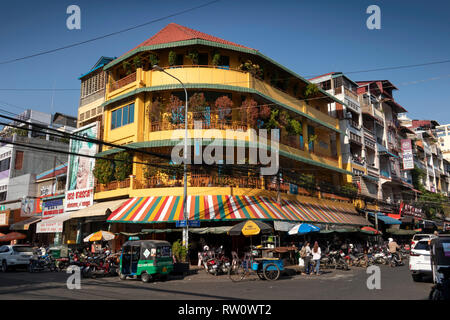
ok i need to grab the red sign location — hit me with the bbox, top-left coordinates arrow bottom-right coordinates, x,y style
399,201 -> 424,219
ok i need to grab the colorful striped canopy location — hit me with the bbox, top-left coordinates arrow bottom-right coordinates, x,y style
107,195 -> 369,226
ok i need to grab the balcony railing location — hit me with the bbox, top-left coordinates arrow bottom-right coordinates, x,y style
150,120 -> 248,132
344,87 -> 359,101
109,72 -> 137,91
95,178 -> 130,192
349,132 -> 362,145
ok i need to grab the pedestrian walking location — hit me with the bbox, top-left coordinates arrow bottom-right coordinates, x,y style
312,241 -> 321,275
300,242 -> 312,275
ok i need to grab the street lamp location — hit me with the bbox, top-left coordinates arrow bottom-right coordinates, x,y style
152,65 -> 189,250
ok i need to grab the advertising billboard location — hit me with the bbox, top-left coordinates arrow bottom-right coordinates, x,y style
401,139 -> 414,170
64,122 -> 98,212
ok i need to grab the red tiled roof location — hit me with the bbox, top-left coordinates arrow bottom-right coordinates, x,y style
125,23 -> 256,55
308,72 -> 336,81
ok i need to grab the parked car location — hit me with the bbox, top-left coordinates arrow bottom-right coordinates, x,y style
411,234 -> 437,249
409,239 -> 432,282
0,245 -> 34,272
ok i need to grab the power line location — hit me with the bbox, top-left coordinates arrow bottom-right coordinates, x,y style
0,0 -> 221,66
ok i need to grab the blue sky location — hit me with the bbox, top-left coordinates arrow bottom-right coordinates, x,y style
0,0 -> 449,123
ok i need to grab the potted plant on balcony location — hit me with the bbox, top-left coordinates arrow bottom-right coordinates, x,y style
172,239 -> 190,275
114,152 -> 132,185
186,49 -> 199,65
238,60 -> 263,79
148,53 -> 160,67
303,83 -> 320,101
122,61 -> 133,75
286,118 -> 302,148
168,50 -> 177,66
240,98 -> 258,128
93,158 -> 114,191
211,51 -> 221,66
263,109 -> 280,133
168,95 -> 184,126
189,93 -> 207,121
215,95 -> 233,121
133,56 -> 143,69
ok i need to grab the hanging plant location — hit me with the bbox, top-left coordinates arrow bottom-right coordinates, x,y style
93,158 -> 114,184
186,49 -> 199,65
148,53 -> 160,67
168,50 -> 177,66
113,152 -> 133,182
215,95 -> 233,120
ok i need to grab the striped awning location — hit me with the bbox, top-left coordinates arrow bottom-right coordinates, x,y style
107,195 -> 369,226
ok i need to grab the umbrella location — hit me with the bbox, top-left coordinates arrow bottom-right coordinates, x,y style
288,223 -> 320,235
0,232 -> 26,242
83,230 -> 116,242
360,226 -> 382,235
228,220 -> 273,236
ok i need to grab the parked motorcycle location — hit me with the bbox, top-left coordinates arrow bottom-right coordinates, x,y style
28,248 -> 56,273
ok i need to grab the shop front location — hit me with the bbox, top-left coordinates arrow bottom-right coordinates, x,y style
106,194 -> 370,262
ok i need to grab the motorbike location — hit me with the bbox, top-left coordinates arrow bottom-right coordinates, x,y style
29,249 -> 57,273
201,246 -> 230,276
387,251 -> 404,267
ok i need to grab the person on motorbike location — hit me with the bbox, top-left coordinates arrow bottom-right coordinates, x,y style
388,238 -> 401,263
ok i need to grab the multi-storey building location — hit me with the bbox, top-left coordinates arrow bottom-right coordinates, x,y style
77,56 -> 114,133
435,124 -> 450,163
89,23 -> 368,248
355,80 -> 413,214
0,110 -> 75,237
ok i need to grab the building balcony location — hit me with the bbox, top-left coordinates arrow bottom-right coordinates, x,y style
364,138 -> 376,150
106,66 -> 340,132
380,169 -> 391,179
343,87 -> 359,102
367,165 -> 379,177
349,132 -> 363,145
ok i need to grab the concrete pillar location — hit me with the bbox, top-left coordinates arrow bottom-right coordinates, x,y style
302,119 -> 309,152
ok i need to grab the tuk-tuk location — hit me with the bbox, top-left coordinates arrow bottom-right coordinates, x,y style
119,240 -> 173,282
429,235 -> 450,300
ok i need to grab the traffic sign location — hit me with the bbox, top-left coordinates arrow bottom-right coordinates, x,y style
176,220 -> 201,227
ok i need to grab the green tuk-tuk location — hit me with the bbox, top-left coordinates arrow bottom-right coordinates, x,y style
119,240 -> 174,282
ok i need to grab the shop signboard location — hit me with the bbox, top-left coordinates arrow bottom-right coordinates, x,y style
399,201 -> 425,219
401,139 -> 414,170
0,212 -> 8,226
64,122 -> 98,212
20,197 -> 41,217
42,198 -> 64,218
36,221 -> 63,233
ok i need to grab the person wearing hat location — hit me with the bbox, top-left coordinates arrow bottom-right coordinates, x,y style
388,238 -> 401,262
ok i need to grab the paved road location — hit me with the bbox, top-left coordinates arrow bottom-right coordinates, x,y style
0,264 -> 433,300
